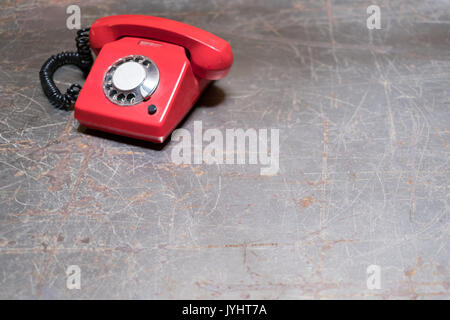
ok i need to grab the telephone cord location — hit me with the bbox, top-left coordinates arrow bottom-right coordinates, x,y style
39,28 -> 93,109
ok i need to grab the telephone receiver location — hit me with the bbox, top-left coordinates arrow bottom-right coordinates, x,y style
40,15 -> 233,143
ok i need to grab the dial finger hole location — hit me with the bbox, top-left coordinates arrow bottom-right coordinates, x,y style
109,89 -> 117,98
126,93 -> 135,103
117,93 -> 125,102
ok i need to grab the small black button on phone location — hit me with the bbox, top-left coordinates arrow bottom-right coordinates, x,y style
148,104 -> 157,115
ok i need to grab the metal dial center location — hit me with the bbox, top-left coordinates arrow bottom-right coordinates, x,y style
112,61 -> 146,91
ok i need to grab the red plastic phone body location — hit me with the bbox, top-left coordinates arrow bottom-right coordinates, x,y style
74,15 -> 233,143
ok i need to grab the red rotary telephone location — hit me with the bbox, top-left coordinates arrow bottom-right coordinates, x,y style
40,15 -> 233,143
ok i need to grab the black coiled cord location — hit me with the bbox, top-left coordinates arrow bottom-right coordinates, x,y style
39,28 -> 93,109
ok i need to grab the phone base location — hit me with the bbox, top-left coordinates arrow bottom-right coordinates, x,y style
75,37 -> 210,143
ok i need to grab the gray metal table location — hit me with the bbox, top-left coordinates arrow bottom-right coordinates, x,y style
0,0 -> 448,299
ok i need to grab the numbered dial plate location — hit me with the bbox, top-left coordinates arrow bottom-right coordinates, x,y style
103,55 -> 160,106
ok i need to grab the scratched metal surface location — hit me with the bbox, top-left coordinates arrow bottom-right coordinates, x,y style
0,0 -> 448,299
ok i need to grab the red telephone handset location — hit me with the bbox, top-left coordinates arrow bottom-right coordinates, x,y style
73,15 -> 233,143
89,15 -> 233,80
